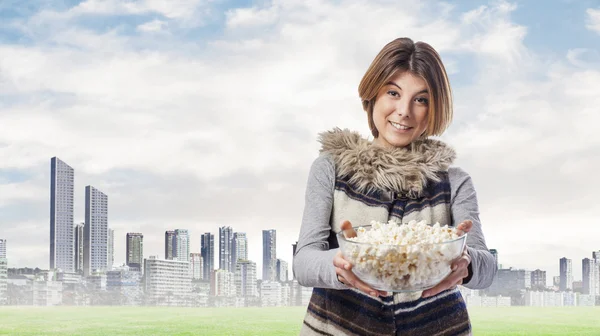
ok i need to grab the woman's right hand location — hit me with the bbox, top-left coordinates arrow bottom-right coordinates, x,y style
334,220 -> 387,298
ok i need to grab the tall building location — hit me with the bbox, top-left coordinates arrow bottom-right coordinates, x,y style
219,226 -> 233,272
0,239 -> 7,305
174,229 -> 190,263
582,258 -> 596,295
165,231 -> 176,260
210,269 -> 236,297
559,257 -> 573,291
126,233 -> 144,271
0,255 -> 7,305
144,256 -> 192,306
277,259 -> 288,282
84,186 -> 109,276
74,223 -> 84,273
232,232 -> 248,273
263,229 -> 277,281
0,239 -> 6,259
201,233 -> 215,281
50,157 -> 75,272
190,253 -> 203,280
235,260 -> 258,298
530,269 -> 546,290
108,228 -> 114,271
593,251 -> 600,296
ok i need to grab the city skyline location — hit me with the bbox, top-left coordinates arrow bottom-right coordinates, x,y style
1,0 -> 600,285
1,156 -> 600,284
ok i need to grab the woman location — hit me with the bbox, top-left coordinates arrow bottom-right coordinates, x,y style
293,37 -> 497,336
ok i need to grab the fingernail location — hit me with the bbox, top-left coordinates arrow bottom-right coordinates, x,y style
370,291 -> 377,297
452,265 -> 457,271
344,264 -> 350,270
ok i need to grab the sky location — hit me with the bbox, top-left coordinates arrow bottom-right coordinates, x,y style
1,0 -> 599,285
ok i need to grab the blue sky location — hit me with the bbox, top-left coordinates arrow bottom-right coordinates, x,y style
1,0 -> 600,284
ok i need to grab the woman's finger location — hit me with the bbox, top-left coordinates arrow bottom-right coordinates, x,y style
333,251 -> 351,270
340,220 -> 357,238
457,220 -> 473,235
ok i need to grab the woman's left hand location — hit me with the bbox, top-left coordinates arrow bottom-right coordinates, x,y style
421,220 -> 472,298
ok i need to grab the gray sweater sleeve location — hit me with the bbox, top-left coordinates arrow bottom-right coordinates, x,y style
448,167 -> 498,289
292,154 -> 348,289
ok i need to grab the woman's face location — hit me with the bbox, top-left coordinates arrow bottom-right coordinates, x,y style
372,71 -> 430,149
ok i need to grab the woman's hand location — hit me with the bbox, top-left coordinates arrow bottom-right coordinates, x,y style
421,220 -> 473,298
334,220 -> 387,298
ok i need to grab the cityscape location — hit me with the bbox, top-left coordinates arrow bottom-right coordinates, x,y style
0,157 -> 599,308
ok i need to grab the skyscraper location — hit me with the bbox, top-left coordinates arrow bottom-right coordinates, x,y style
235,260 -> 257,297
74,223 -> 84,273
582,258 -> 597,295
263,229 -> 276,281
108,228 -> 114,271
190,253 -> 203,280
593,251 -> 600,296
201,233 -> 215,281
530,269 -> 546,290
165,231 -> 176,260
559,257 -> 573,291
50,157 -> 75,272
126,233 -> 144,271
232,232 -> 248,273
84,186 -> 108,276
219,226 -> 233,272
0,239 -> 6,259
174,229 -> 190,263
0,241 -> 6,305
276,259 -> 288,282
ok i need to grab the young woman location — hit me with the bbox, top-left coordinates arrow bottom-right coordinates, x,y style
293,37 -> 497,336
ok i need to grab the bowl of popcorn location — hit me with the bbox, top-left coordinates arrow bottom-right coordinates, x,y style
336,219 -> 467,292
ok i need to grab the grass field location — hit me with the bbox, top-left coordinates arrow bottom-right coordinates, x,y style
0,306 -> 599,335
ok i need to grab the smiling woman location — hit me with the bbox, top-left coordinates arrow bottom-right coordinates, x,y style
293,37 -> 497,336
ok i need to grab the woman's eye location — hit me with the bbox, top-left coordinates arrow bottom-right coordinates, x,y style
387,90 -> 399,97
416,97 -> 429,104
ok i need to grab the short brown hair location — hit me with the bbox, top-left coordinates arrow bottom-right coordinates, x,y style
358,37 -> 453,138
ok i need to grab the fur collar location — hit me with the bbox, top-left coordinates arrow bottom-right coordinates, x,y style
318,127 -> 456,198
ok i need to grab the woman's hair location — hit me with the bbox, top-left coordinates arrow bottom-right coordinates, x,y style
358,37 -> 453,138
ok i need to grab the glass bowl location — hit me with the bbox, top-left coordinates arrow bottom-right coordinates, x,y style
336,225 -> 467,292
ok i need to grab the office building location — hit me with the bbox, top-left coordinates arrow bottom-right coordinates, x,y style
50,157 -> 75,272
84,186 -> 109,276
559,257 -> 573,291
232,232 -> 247,273
175,229 -> 189,263
165,231 -> 176,260
201,233 -> 215,281
263,229 -> 276,281
74,223 -> 84,273
126,233 -> 144,271
219,226 -> 233,272
144,256 -> 192,306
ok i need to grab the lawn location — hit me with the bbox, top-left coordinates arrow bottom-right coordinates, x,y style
0,306 -> 599,335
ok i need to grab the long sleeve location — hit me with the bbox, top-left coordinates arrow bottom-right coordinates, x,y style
293,154 -> 348,289
449,167 -> 498,289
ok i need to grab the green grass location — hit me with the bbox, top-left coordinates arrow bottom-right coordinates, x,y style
0,306 -> 599,335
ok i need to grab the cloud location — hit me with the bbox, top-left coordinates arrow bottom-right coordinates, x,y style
137,19 -> 168,32
1,0 -> 599,283
225,6 -> 279,29
586,8 -> 600,34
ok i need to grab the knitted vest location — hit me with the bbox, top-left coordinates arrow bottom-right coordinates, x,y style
300,128 -> 471,336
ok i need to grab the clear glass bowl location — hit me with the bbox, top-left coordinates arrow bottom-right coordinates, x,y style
337,225 -> 467,292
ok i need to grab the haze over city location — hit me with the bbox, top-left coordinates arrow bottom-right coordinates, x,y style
1,0 -> 600,285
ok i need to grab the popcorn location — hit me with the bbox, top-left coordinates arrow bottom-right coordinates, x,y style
340,219 -> 465,291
